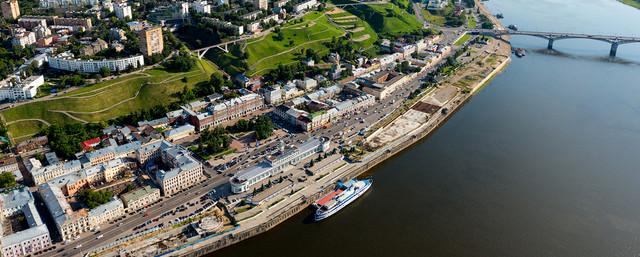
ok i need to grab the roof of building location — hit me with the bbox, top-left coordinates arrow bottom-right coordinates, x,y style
85,146 -> 115,161
120,186 -> 159,203
164,124 -> 195,138
88,197 -> 123,217
1,187 -> 33,211
81,137 -> 101,150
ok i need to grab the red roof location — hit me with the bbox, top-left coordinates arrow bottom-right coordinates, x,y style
80,137 -> 101,150
316,189 -> 343,206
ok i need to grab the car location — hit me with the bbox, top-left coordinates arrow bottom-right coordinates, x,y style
75,245 -> 82,249
96,234 -> 104,239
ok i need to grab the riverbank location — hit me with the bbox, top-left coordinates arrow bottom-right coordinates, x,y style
162,42 -> 511,257
619,0 -> 640,9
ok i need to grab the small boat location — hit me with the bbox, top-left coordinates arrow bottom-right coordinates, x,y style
515,48 -> 526,57
508,24 -> 518,31
496,13 -> 504,19
313,178 -> 372,221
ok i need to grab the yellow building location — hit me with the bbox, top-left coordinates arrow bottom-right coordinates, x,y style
139,26 -> 164,56
1,0 -> 20,20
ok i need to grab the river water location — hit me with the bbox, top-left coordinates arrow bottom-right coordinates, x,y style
210,1 -> 640,256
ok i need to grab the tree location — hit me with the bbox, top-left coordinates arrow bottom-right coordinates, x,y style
99,66 -> 111,77
78,189 -> 113,209
0,173 -> 16,189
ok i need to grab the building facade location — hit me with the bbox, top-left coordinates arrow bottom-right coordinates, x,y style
48,52 -> 144,73
1,0 -> 20,20
138,26 -> 163,56
155,146 -> 203,196
189,93 -> 264,131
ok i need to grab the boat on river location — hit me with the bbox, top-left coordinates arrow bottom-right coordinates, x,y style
313,178 -> 372,221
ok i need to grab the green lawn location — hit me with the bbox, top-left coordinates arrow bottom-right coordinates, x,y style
454,34 -> 471,46
245,11 -> 345,76
421,9 -> 446,27
243,9 -> 378,76
2,58 -> 219,139
343,3 -> 423,36
467,15 -> 477,28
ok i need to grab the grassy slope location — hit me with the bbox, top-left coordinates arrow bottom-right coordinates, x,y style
2,59 -> 219,139
245,11 -> 345,76
244,10 -> 378,76
342,3 -> 423,36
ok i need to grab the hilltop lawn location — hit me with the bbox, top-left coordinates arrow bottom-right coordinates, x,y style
2,58 -> 220,140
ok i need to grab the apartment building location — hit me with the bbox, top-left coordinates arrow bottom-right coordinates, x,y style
87,198 -> 124,228
1,0 -> 20,20
138,26 -> 163,56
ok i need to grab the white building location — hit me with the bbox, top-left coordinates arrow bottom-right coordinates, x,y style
114,2 -> 132,19
192,1 -> 211,14
88,198 -> 124,228
48,52 -> 144,73
230,137 -> 330,193
0,75 -> 45,101
39,0 -> 97,8
39,183 -> 89,242
202,17 -> 244,35
293,0 -> 318,13
11,31 -> 35,47
155,145 -> 204,196
0,188 -> 52,257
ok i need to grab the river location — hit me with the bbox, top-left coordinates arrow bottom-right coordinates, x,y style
209,1 -> 640,256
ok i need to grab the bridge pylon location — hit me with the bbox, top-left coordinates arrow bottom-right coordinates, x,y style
547,38 -> 554,50
610,42 -> 619,57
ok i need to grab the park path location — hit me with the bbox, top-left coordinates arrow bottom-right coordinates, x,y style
48,110 -> 89,123
6,118 -> 51,126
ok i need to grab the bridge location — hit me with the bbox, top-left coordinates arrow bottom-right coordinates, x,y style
468,29 -> 640,57
192,36 -> 254,59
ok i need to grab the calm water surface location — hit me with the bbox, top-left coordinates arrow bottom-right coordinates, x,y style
210,1 -> 640,256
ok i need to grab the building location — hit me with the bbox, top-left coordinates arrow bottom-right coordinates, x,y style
179,2 -> 189,16
426,0 -> 447,10
16,136 -> 47,154
0,75 -> 45,101
188,93 -> 264,131
1,0 -> 19,20
155,145 -> 203,196
163,124 -> 195,142
253,0 -> 267,10
53,17 -> 92,30
293,0 -> 318,13
359,71 -> 408,99
191,0 -> 210,14
33,25 -> 51,39
135,140 -> 171,165
11,31 -> 35,47
85,146 -> 116,166
138,26 -> 163,56
39,183 -> 90,242
80,38 -> 108,56
296,77 -> 318,91
230,137 -> 330,193
120,186 -> 160,211
30,160 -> 82,186
17,17 -> 45,29
48,52 -> 145,73
114,2 -> 132,19
260,86 -> 283,105
202,17 -> 244,36
87,198 -> 124,228
38,0 -> 97,8
0,188 -> 51,257
0,156 -> 20,182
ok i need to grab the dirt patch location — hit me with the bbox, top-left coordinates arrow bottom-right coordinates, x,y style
326,7 -> 346,15
348,27 -> 365,33
352,34 -> 371,42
